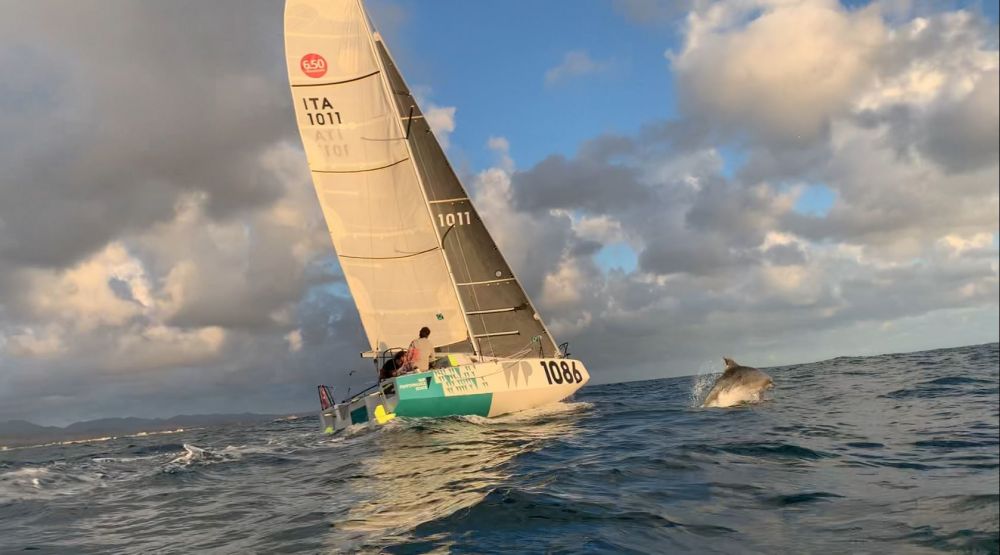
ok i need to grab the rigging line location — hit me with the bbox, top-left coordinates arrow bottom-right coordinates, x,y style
448,205 -> 494,357
406,116 -> 483,349
291,70 -> 380,87
396,116 -> 489,353
407,129 -> 491,355
338,246 -> 439,260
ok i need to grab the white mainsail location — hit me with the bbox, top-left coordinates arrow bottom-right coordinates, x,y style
285,0 -> 468,353
286,0 -> 560,359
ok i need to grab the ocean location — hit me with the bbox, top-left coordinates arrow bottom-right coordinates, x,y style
2,343 -> 997,554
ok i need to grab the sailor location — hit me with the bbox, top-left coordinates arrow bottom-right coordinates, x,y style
379,351 -> 406,381
402,326 -> 434,373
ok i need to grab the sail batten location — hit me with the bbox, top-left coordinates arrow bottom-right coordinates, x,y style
311,157 -> 409,174
290,70 -> 381,87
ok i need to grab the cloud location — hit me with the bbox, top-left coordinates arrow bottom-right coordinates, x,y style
545,50 -> 613,87
285,329 -> 304,353
411,87 -> 458,150
671,0 -> 886,146
0,0 -> 291,273
919,70 -> 999,172
424,104 -> 457,150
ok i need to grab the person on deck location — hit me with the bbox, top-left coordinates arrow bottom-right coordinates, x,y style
403,326 -> 434,373
379,351 -> 406,381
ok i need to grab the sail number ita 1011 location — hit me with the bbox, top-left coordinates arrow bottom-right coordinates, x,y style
540,360 -> 584,385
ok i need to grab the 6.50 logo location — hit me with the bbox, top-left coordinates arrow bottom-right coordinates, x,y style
540,360 -> 583,385
300,53 -> 327,78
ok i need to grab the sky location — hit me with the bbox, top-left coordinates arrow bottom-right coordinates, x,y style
0,0 -> 997,425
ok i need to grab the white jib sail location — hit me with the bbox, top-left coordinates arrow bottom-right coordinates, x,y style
285,0 -> 469,353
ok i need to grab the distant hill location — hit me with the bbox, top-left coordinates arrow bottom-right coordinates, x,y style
0,419 -> 63,437
0,413 -> 289,448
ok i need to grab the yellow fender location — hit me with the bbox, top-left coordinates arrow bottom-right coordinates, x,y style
374,404 -> 396,425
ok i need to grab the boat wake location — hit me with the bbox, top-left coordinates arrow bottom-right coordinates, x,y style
459,401 -> 594,425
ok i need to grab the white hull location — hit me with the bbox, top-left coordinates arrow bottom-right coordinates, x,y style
321,357 -> 590,433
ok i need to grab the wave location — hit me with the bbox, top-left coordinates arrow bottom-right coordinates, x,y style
1,343 -> 996,554
764,491 -> 845,506
686,441 -> 838,461
376,486 -> 737,553
161,444 -> 243,473
0,464 -> 106,502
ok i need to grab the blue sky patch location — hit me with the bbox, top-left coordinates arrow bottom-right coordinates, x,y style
794,184 -> 836,217
595,242 -> 639,273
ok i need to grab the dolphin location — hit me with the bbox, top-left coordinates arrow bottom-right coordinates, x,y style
702,358 -> 774,408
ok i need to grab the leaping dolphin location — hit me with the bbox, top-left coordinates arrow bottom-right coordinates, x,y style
702,358 -> 774,408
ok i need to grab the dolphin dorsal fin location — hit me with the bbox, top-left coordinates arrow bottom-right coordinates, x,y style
723,357 -> 739,369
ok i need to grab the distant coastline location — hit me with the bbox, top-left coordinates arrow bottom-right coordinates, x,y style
0,413 -> 299,449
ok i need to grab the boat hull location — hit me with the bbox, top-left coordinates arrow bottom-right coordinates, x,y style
321,358 -> 590,433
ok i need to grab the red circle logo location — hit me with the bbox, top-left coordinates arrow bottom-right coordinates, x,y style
300,53 -> 327,78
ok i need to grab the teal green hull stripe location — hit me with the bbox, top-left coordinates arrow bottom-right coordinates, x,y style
393,372 -> 492,418
350,406 -> 369,425
395,393 -> 492,418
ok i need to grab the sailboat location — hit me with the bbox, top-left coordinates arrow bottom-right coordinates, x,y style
284,0 -> 590,433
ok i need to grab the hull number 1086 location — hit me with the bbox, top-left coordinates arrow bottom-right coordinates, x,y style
540,361 -> 583,385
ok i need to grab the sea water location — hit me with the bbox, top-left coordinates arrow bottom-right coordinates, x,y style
1,343 -> 997,553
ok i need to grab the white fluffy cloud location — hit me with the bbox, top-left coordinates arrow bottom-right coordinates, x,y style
673,0 -> 886,145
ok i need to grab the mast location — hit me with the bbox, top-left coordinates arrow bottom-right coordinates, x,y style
354,0 -> 480,357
